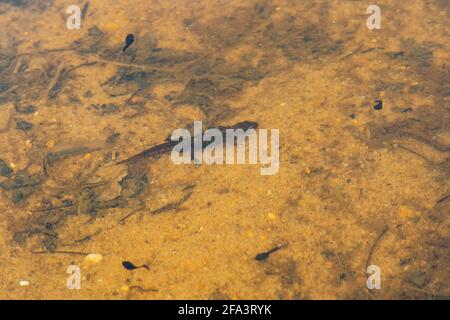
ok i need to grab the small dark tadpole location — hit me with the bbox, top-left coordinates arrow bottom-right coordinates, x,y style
123,34 -> 135,53
373,100 -> 383,110
122,260 -> 149,271
255,246 -> 283,261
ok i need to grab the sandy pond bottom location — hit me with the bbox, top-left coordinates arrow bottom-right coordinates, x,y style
0,0 -> 449,299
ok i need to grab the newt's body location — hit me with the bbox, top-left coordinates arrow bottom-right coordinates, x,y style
117,121 -> 258,165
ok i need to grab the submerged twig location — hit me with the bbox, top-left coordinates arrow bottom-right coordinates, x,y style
32,250 -> 89,255
65,61 -> 97,74
62,230 -> 103,246
437,194 -> 450,204
365,225 -> 389,270
118,206 -> 145,224
364,225 -> 389,297
397,144 -> 431,163
82,54 -> 171,72
151,191 -> 193,215
16,47 -> 76,58
45,62 -> 65,100
31,203 -> 74,213
12,56 -> 23,74
129,285 -> 158,292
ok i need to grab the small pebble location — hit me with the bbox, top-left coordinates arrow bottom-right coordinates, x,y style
19,280 -> 30,287
267,212 -> 276,220
83,253 -> 103,267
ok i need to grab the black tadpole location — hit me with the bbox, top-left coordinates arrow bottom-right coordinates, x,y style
122,260 -> 149,271
255,246 -> 283,261
123,34 -> 135,52
373,100 -> 383,110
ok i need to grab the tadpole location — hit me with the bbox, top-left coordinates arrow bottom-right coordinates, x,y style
123,34 -> 135,53
122,260 -> 149,271
373,100 -> 383,110
255,246 -> 283,261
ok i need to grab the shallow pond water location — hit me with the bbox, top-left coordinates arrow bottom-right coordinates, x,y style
0,0 -> 449,299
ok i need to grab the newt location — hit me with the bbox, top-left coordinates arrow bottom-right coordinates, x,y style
116,120 -> 258,165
